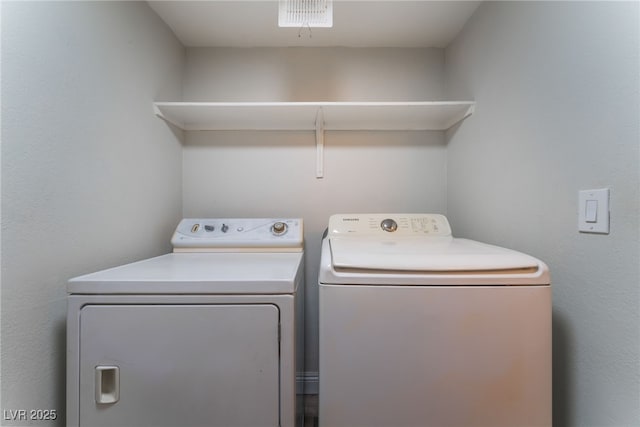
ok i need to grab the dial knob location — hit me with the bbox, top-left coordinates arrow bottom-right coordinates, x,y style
272,222 -> 288,235
380,218 -> 398,232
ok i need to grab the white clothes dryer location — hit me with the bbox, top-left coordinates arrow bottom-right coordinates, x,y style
318,214 -> 551,427
67,218 -> 304,427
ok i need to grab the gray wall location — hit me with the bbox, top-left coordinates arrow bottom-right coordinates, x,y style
445,2 -> 640,425
2,2 -> 639,425
181,47 -> 449,377
1,2 -> 184,423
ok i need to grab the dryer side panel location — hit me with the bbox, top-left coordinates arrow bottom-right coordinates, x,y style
78,304 -> 280,427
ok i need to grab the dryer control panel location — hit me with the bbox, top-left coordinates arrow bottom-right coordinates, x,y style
172,218 -> 303,252
328,214 -> 451,237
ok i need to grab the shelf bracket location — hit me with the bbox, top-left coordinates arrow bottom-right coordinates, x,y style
462,103 -> 475,122
154,104 -> 185,130
315,107 -> 325,178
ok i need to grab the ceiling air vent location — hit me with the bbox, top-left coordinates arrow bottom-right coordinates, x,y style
278,0 -> 333,28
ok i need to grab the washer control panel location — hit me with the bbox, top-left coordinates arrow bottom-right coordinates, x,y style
328,214 -> 451,237
172,218 -> 303,251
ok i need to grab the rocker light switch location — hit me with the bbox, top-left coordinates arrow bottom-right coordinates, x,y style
579,189 -> 609,234
585,200 -> 598,222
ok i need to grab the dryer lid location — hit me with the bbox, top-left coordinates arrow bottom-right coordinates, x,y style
68,252 -> 303,294
329,237 -> 540,273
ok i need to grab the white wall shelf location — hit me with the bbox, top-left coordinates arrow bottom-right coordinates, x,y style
154,101 -> 474,131
153,101 -> 475,177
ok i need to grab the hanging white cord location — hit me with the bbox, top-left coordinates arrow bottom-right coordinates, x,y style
298,22 -> 313,38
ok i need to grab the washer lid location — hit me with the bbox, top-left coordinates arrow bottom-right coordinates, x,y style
329,237 -> 540,273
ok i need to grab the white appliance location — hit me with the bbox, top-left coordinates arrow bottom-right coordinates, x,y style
318,214 -> 551,427
67,218 -> 304,427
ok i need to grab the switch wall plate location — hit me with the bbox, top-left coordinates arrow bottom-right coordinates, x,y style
578,188 -> 610,234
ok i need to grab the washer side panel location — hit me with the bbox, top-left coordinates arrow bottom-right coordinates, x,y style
318,284 -> 551,427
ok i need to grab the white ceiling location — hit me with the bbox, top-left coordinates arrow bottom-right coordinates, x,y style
147,1 -> 481,48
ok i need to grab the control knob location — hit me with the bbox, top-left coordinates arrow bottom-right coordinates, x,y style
380,218 -> 398,232
272,222 -> 288,236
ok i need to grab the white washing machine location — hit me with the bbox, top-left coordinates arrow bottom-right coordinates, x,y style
318,214 -> 551,427
67,218 -> 304,427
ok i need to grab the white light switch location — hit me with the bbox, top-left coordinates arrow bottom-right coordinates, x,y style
579,188 -> 609,234
585,200 -> 598,222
